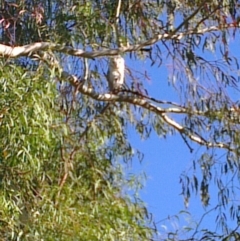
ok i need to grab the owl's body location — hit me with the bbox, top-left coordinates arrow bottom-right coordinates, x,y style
107,55 -> 125,91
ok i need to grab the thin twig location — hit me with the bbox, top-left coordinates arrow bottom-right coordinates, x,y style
114,0 -> 122,47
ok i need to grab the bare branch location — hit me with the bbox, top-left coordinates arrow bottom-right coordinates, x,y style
62,71 -> 233,151
83,58 -> 89,81
115,0 -> 122,19
0,23 -> 238,59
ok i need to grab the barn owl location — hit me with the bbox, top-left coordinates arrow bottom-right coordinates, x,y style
107,55 -> 125,92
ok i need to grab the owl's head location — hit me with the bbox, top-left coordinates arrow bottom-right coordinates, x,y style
109,55 -> 124,68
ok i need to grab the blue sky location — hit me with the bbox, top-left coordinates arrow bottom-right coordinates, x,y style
127,57 -> 194,230
125,45 -> 240,238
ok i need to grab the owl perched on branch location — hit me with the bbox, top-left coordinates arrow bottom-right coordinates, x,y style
107,55 -> 125,92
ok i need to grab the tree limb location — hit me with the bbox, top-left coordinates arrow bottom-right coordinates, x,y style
62,72 -> 233,151
0,23 -> 238,58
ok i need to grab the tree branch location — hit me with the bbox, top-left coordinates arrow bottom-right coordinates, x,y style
0,23 -> 238,58
62,72 -> 233,151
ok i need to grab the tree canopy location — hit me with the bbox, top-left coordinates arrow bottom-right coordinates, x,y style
1,0 -> 240,240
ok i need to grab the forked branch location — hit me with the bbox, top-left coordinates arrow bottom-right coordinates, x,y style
63,72 -> 234,152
